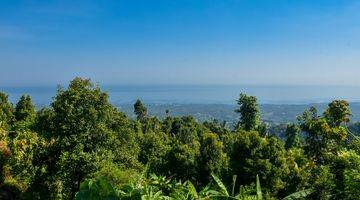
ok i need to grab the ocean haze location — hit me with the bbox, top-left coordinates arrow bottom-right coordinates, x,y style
1,85 -> 360,106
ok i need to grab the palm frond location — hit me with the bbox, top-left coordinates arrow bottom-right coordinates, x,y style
211,173 -> 229,196
282,189 -> 313,200
256,175 -> 262,200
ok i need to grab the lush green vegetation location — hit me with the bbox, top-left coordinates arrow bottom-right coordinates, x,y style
1,77 -> 360,200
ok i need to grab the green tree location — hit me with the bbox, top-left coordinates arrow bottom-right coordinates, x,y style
107,110 -> 141,169
284,148 -> 312,196
0,129 -> 21,199
134,114 -> 166,171
203,119 -> 230,137
198,132 -> 228,185
138,130 -> 170,173
50,78 -> 128,198
34,107 -> 55,137
6,130 -> 40,192
300,104 -> 348,164
0,125 -> 42,199
14,95 -> 36,123
0,127 -> 10,184
51,78 -> 112,138
229,131 -> 289,197
324,100 -> 351,127
0,92 -> 14,129
31,77 -> 140,199
285,124 -> 302,149
235,93 -> 260,131
13,95 -> 36,130
339,150 -> 360,199
308,165 -> 335,200
162,116 -> 203,182
134,99 -> 148,120
307,150 -> 360,200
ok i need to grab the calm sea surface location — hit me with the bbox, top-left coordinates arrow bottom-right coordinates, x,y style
1,85 -> 360,106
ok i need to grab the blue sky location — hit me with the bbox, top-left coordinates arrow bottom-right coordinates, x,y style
1,0 -> 360,86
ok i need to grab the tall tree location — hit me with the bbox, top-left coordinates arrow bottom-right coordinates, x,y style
235,93 -> 260,131
300,103 -> 348,163
134,99 -> 148,120
13,95 -> 36,130
0,92 -> 14,129
14,95 -> 36,123
31,77 -> 140,199
51,78 -> 112,138
324,100 -> 351,127
51,78 -> 117,198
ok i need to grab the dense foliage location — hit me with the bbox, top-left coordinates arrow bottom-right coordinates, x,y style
1,78 -> 360,200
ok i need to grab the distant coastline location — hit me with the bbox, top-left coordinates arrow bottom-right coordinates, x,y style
1,85 -> 360,106
2,85 -> 360,124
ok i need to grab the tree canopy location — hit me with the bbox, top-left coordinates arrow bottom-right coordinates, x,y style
1,78 -> 360,200
235,93 -> 260,131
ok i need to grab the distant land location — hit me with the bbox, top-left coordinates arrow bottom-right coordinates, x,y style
119,103 -> 360,125
2,85 -> 360,125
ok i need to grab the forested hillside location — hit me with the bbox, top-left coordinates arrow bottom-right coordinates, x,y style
1,78 -> 360,200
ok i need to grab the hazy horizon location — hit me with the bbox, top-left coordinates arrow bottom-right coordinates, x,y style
2,84 -> 360,106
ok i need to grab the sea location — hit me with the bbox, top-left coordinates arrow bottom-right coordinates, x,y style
1,85 -> 360,107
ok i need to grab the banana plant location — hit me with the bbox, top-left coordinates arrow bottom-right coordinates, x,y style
75,176 -> 119,200
141,185 -> 167,200
75,174 -> 312,200
282,189 -> 313,200
209,173 -> 262,200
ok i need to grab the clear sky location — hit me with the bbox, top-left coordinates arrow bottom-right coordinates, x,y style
1,0 -> 360,86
